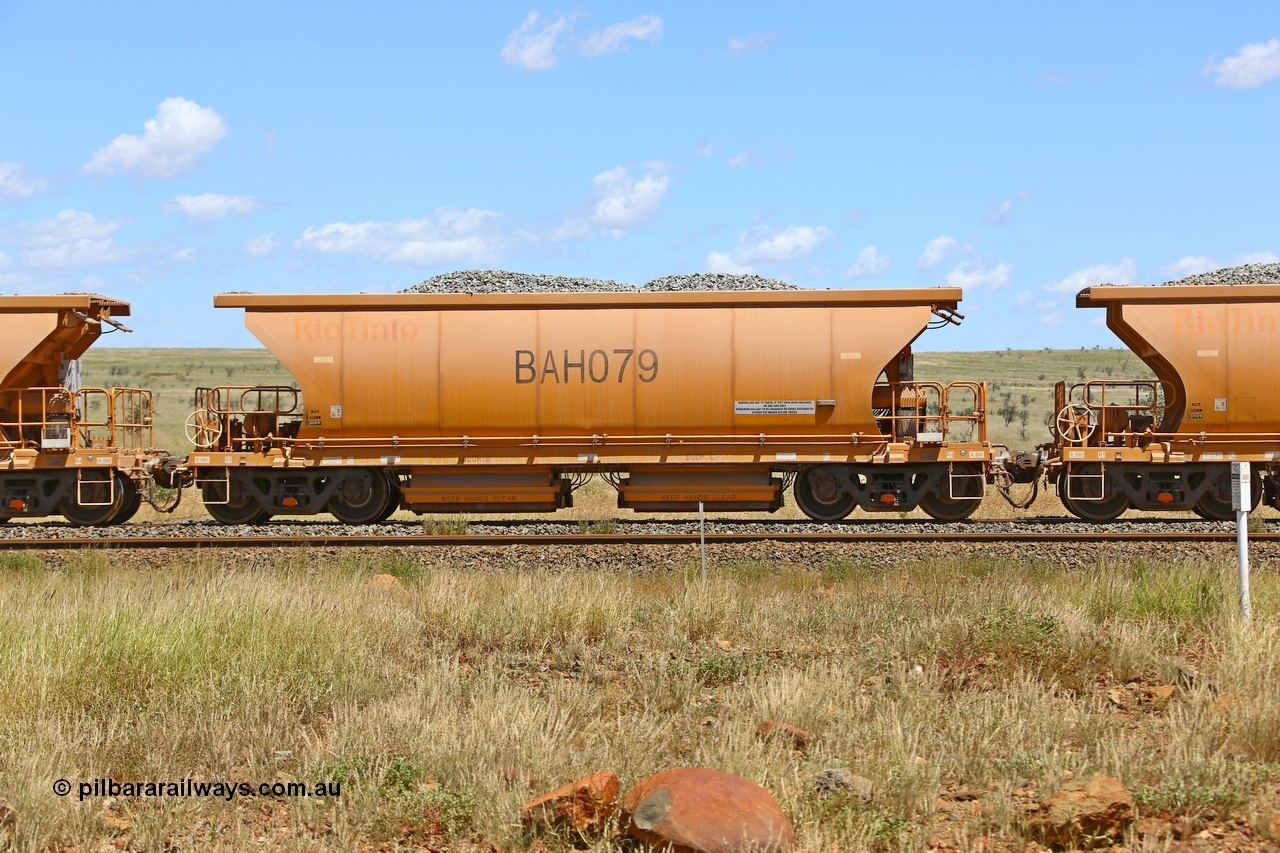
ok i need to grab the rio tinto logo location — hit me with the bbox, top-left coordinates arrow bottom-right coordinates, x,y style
292,317 -> 419,341
1173,307 -> 1278,334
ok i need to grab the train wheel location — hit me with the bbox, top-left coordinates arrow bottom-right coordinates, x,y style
329,468 -> 391,524
107,479 -> 142,524
60,471 -> 126,526
1057,467 -> 1128,521
1195,467 -> 1261,521
794,467 -> 855,521
202,476 -> 269,525
919,464 -> 983,522
375,474 -> 402,522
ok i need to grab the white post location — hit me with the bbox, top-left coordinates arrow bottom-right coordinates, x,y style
699,500 -> 707,583
1231,462 -> 1252,622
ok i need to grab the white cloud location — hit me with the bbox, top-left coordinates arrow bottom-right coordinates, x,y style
1034,72 -> 1070,86
1238,251 -> 1280,264
164,193 -> 264,222
1206,38 -> 1280,89
1158,255 -> 1215,279
727,31 -> 777,58
0,209 -> 127,248
705,250 -> 754,274
0,210 -> 135,272
946,260 -> 1013,291
22,239 -> 127,270
0,162 -> 44,200
244,233 -> 282,259
1043,258 -> 1137,293
982,189 -> 1035,225
916,235 -> 957,270
171,248 -> 197,262
553,164 -> 673,239
589,165 -> 670,230
295,207 -> 505,267
708,224 -> 832,271
727,151 -> 752,168
83,97 -> 228,180
846,245 -> 891,278
502,11 -> 574,71
694,142 -> 716,158
580,14 -> 662,56
1041,311 -> 1064,326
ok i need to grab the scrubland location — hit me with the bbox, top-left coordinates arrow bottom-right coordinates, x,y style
0,549 -> 1277,851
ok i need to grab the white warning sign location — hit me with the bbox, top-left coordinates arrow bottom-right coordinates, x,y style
735,400 -> 816,415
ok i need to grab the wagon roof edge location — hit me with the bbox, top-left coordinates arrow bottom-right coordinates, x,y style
0,293 -> 130,314
1078,283 -> 1280,306
213,288 -> 964,310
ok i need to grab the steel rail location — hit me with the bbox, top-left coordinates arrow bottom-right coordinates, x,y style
1,530 -> 1277,550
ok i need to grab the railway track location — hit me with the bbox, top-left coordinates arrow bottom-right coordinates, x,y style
0,517 -> 1274,550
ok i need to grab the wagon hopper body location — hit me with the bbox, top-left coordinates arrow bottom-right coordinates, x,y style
0,294 -> 172,525
187,288 -> 993,523
1048,282 -> 1280,520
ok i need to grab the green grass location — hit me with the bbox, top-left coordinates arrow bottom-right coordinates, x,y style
1,551 -> 1278,850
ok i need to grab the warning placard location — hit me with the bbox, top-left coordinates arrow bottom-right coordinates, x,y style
734,400 -> 816,415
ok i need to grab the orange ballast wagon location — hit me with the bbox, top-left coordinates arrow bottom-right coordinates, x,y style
186,288 -> 997,523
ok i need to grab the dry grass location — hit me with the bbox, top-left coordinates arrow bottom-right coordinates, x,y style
0,550 -> 1278,850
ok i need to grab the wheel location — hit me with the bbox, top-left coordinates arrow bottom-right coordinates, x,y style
794,467 -> 855,521
919,463 -> 983,522
1057,466 -> 1128,521
107,479 -> 142,524
328,468 -> 391,524
1195,467 -> 1262,521
202,475 -> 269,525
375,473 -> 402,522
1056,404 -> 1095,444
60,471 -> 127,526
185,409 -> 223,448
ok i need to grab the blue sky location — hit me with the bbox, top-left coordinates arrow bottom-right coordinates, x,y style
1,2 -> 1277,350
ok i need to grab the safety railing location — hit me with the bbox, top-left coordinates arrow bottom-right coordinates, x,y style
188,386 -> 303,451
872,381 -> 987,444
0,386 -> 153,452
1057,380 -> 1174,447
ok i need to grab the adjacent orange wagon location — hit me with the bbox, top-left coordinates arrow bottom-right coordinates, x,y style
0,294 -> 177,525
185,288 -> 999,523
1046,282 -> 1280,520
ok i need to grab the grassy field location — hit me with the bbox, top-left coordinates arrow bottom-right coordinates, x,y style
0,551 -> 1276,850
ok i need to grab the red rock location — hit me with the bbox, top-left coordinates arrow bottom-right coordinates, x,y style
621,767 -> 794,852
1267,813 -> 1280,842
754,720 -> 812,751
1026,774 -> 1133,848
519,770 -> 618,836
